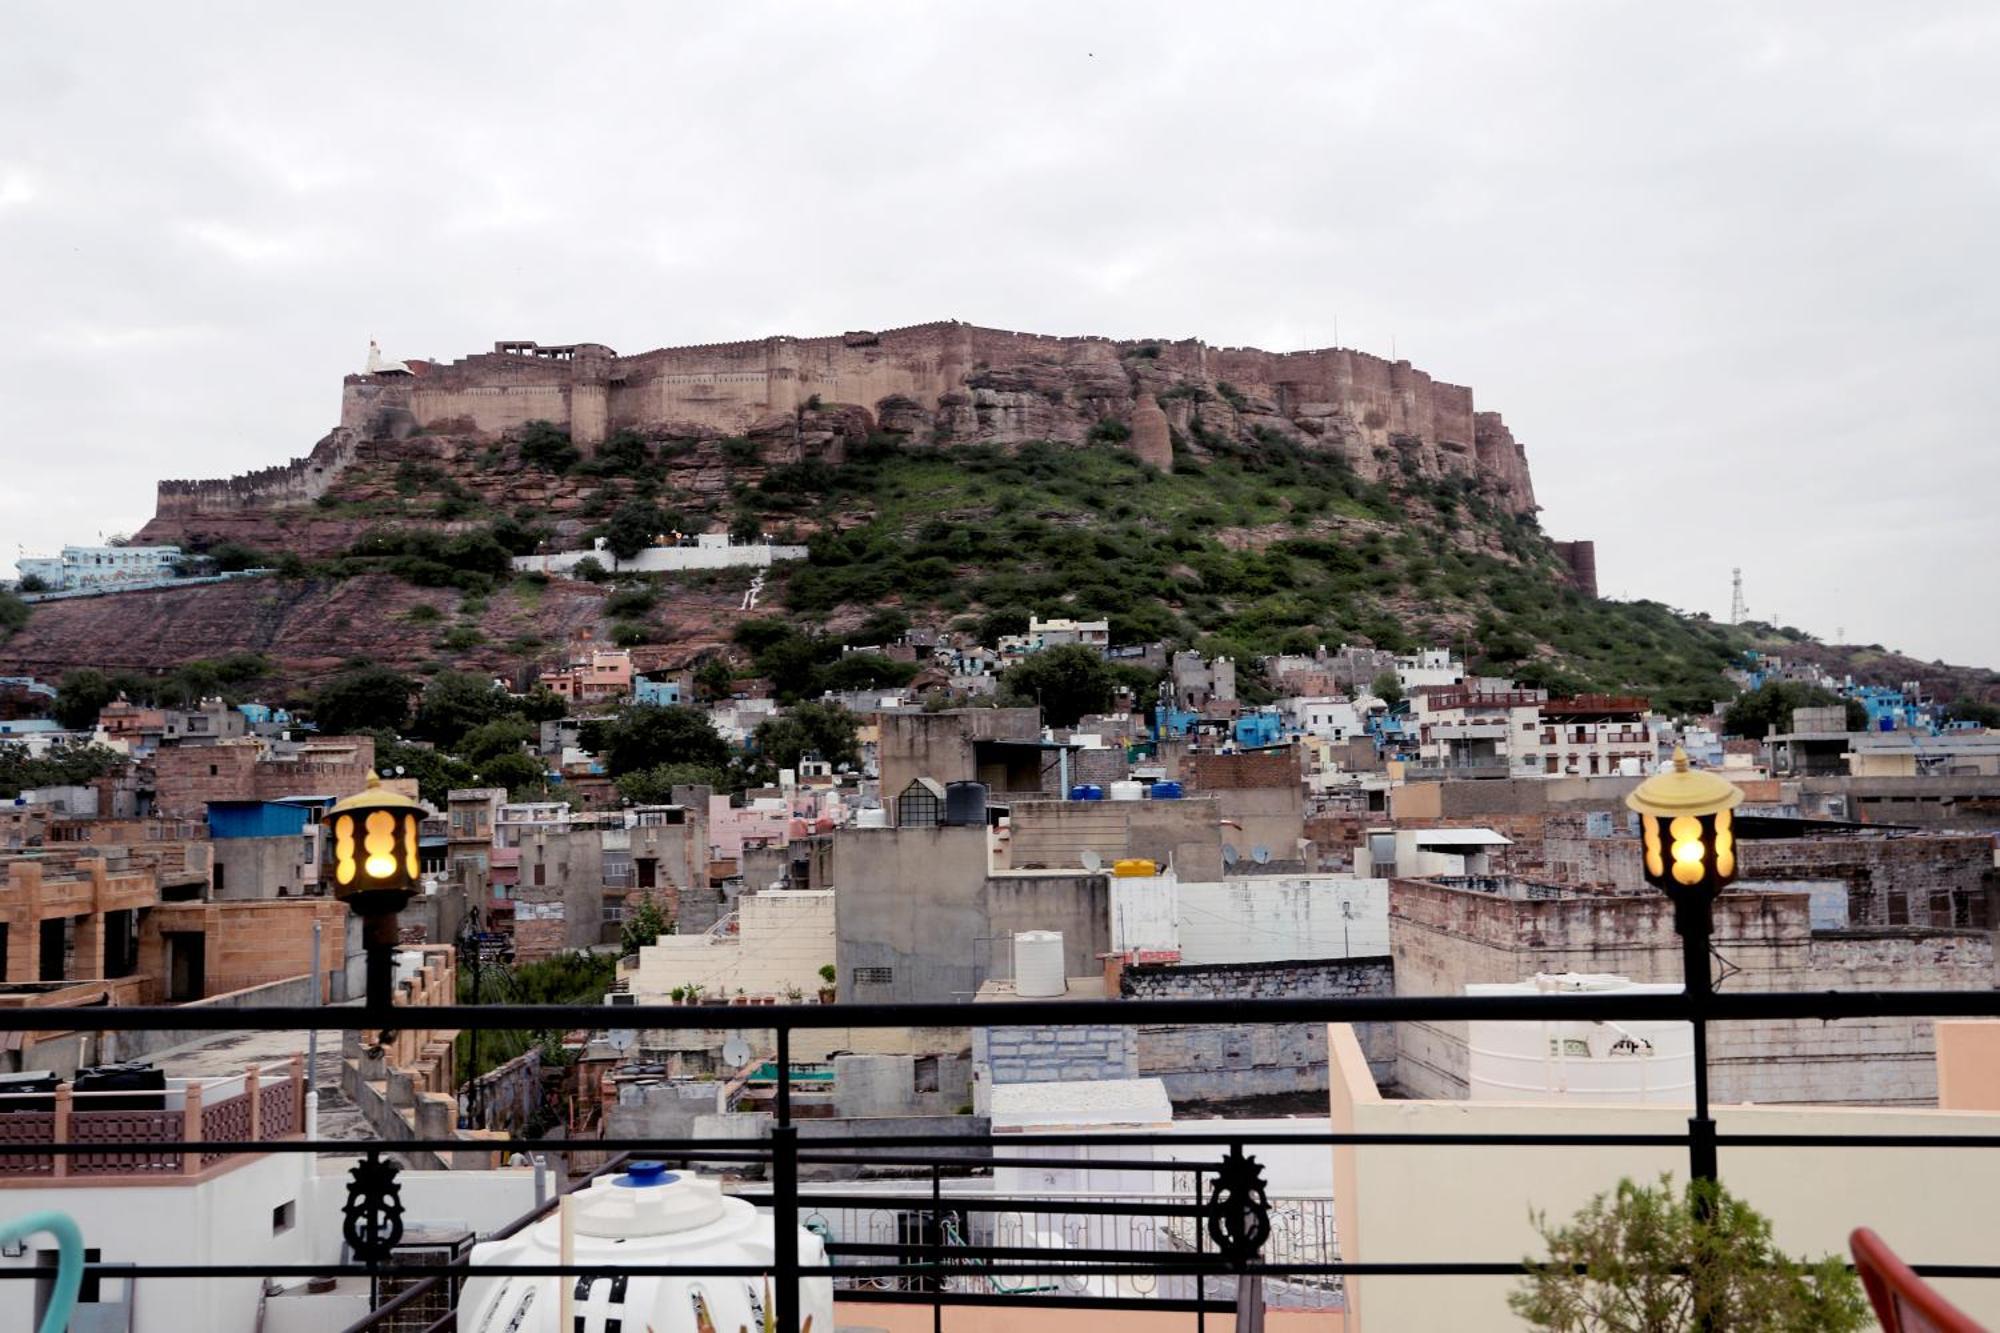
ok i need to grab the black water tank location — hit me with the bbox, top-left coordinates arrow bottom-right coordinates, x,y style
942,780 -> 989,827
0,1071 -> 60,1114
71,1062 -> 166,1113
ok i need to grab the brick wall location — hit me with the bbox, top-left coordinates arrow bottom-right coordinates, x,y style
152,737 -> 375,819
1185,750 -> 1301,792
1119,956 -> 1395,1101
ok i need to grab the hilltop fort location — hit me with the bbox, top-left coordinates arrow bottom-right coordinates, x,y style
151,320 -> 1545,521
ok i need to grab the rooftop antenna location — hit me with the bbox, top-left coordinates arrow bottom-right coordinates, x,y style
1730,568 -> 1749,626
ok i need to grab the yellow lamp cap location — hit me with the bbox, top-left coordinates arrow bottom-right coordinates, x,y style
1625,748 -> 1743,819
328,770 -> 428,819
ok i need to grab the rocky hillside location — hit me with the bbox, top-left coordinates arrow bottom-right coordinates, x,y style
7,327 -> 1993,713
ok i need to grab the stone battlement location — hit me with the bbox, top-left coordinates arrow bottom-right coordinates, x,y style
326,320 -> 1539,513
154,431 -> 358,518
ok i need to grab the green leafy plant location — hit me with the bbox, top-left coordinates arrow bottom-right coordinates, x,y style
1510,1175 -> 1867,1332
621,892 -> 670,957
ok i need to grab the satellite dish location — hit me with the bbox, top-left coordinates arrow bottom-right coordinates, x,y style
722,1033 -> 754,1068
1080,849 -> 1103,873
1221,843 -> 1240,868
608,1027 -> 637,1054
1252,845 -> 1272,865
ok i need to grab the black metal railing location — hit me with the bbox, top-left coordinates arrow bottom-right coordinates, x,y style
3,988 -> 2000,1332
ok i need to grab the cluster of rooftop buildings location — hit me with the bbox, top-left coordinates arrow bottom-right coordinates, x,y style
2,621 -> 1998,1328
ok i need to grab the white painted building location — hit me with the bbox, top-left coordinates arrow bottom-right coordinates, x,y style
16,544 -> 183,590
998,616 -> 1112,657
1110,868 -> 1391,963
1284,694 -> 1363,741
632,889 -> 835,1000
1411,686 -> 1546,775
1393,648 -> 1465,692
1518,695 -> 1658,778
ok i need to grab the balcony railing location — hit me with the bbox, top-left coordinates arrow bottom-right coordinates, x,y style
0,1057 -> 304,1182
0,991 -> 1998,1330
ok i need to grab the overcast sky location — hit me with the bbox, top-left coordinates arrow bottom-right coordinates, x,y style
3,3 -> 1995,667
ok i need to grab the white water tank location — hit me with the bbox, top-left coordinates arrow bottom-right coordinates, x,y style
855,807 -> 889,829
1013,930 -> 1067,997
1466,973 -> 1693,1105
1109,780 -> 1146,802
459,1162 -> 835,1333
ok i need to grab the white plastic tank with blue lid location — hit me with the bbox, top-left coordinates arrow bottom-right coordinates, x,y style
458,1160 -> 835,1332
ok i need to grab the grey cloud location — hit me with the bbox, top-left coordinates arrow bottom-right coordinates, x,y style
1,0 -> 1994,665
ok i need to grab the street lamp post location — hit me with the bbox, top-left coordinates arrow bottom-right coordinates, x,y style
327,773 -> 425,1014
1624,747 -> 1744,1191
457,909 -> 484,1129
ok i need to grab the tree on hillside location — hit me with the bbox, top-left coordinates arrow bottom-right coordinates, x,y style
312,666 -> 415,735
412,670 -> 516,748
1368,671 -> 1404,707
620,892 -> 671,956
615,762 -> 730,806
475,750 -> 549,798
1000,644 -> 1116,728
54,669 -> 120,730
753,702 -> 861,771
368,731 -> 471,806
519,420 -> 579,473
581,704 -> 732,777
600,502 -> 664,561
457,715 -> 538,767
1722,682 -> 1867,738
694,657 -> 735,701
1945,697 -> 2000,730
0,742 -> 127,799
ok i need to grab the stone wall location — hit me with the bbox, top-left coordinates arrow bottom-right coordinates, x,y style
1541,817 -> 1996,929
1390,877 -> 1994,1106
1119,955 -> 1396,1100
153,430 -> 359,519
325,322 -> 1542,513
972,1019 -> 1136,1107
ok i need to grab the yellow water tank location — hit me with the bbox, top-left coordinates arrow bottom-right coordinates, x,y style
1112,858 -> 1159,877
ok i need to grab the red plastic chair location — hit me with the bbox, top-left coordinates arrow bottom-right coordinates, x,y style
1850,1228 -> 1987,1332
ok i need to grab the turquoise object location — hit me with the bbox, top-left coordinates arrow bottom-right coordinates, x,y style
0,1210 -> 83,1333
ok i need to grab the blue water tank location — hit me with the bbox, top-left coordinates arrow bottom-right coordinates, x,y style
1069,784 -> 1104,801
1150,781 -> 1184,800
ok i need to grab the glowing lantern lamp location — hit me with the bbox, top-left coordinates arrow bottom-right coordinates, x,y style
1624,746 -> 1743,1190
1625,746 -> 1742,904
328,772 -> 425,1010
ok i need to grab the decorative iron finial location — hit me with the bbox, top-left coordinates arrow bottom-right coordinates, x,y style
1205,1144 -> 1273,1267
342,1151 -> 405,1264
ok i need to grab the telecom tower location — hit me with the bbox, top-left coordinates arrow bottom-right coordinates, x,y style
1730,568 -> 1748,625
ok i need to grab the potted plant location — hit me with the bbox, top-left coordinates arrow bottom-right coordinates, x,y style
684,982 -> 706,1005
785,984 -> 804,1003
670,985 -> 687,1005
1511,1174 -> 1867,1331
818,963 -> 837,1003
